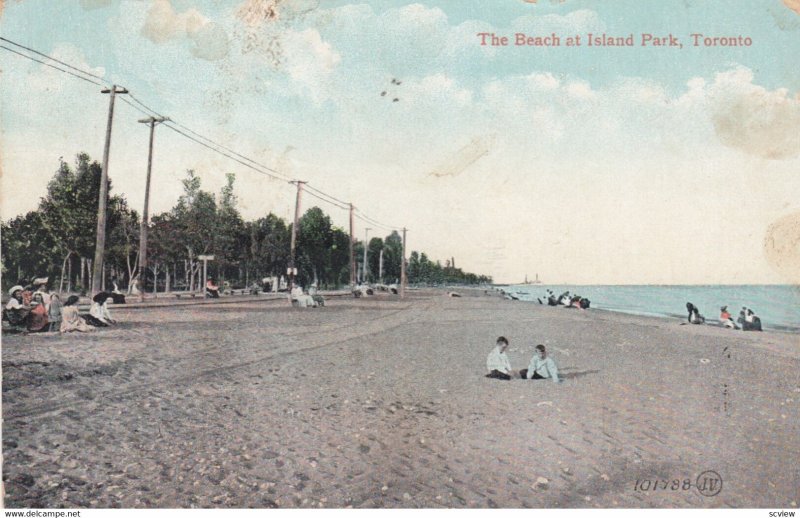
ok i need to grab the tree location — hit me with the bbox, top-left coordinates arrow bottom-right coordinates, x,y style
296,207 -> 334,288
168,170 -> 218,291
248,213 -> 290,280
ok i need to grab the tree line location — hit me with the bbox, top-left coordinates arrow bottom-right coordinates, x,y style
1,153 -> 492,294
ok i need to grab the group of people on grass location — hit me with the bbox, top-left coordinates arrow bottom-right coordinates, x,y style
4,280 -> 118,334
686,302 -> 762,331
485,336 -> 561,382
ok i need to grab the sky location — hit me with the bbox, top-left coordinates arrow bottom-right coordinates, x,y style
1,0 -> 799,284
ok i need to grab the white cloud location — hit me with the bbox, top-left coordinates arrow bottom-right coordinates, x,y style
707,67 -> 800,159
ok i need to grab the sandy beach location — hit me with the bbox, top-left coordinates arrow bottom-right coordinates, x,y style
2,289 -> 798,508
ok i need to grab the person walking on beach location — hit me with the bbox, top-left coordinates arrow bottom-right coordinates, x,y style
486,336 -> 514,380
520,344 -> 560,383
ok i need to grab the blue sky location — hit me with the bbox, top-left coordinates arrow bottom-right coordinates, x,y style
2,0 -> 799,283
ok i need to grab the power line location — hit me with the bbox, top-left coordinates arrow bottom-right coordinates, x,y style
163,121 -> 293,185
0,45 -> 105,87
5,39 -> 407,235
0,36 -> 111,84
304,190 -> 349,211
305,183 -> 349,208
354,210 -> 402,233
303,186 -> 350,211
119,96 -> 292,185
127,92 -> 294,183
355,207 -> 399,230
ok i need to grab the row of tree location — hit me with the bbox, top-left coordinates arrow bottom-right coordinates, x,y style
1,153 -> 492,295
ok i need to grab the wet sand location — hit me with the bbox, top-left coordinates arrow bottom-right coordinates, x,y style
2,290 -> 799,508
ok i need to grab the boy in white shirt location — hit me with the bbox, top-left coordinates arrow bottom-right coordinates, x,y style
486,336 -> 513,380
521,344 -> 560,383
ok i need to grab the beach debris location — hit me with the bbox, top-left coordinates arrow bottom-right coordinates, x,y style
553,347 -> 570,356
447,291 -> 462,297
600,473 -> 610,481
536,401 -> 553,407
381,485 -> 388,492
403,493 -> 412,500
562,467 -> 571,474
534,477 -> 549,489
699,358 -> 711,364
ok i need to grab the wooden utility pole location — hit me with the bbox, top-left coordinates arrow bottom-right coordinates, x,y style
378,248 -> 384,283
91,85 -> 128,296
288,181 -> 305,297
362,227 -> 371,284
137,116 -> 169,302
349,204 -> 355,288
400,227 -> 407,298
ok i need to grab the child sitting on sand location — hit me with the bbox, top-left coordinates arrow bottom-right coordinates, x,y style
520,345 -> 560,383
486,336 -> 513,380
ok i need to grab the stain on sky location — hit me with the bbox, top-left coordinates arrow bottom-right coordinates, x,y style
764,211 -> 800,284
429,136 -> 496,178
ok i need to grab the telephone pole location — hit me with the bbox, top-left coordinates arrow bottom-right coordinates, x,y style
400,227 -> 407,298
362,227 -> 371,284
349,204 -> 355,288
137,115 -> 169,302
288,181 -> 306,297
91,85 -> 128,296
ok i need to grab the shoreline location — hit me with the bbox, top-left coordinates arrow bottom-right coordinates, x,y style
488,284 -> 800,335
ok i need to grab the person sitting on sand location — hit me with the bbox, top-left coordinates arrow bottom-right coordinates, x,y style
4,285 -> 31,328
206,278 -> 221,298
486,336 -> 514,380
520,344 -> 560,383
26,292 -> 50,333
686,302 -> 705,324
60,295 -> 95,333
291,286 -> 318,308
33,278 -> 51,309
739,307 -> 763,331
89,292 -> 116,326
719,306 -> 739,329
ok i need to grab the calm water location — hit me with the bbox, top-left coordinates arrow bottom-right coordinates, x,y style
503,285 -> 800,333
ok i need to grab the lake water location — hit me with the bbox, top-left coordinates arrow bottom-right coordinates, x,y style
501,284 -> 800,334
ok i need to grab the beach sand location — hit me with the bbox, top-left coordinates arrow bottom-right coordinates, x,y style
2,290 -> 798,508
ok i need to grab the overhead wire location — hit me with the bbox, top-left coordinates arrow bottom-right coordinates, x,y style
4,38 -> 404,233
0,45 -> 106,87
0,36 -> 111,84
